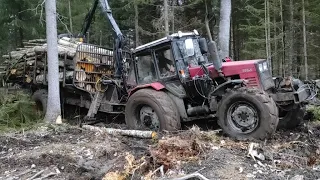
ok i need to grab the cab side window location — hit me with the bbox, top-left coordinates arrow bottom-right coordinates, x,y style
136,52 -> 156,84
155,47 -> 176,78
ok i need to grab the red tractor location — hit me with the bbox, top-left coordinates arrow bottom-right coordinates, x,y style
122,30 -> 313,139
122,31 -> 277,140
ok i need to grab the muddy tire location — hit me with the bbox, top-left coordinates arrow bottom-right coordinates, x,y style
217,87 -> 279,140
32,89 -> 48,115
125,89 -> 181,131
277,104 -> 306,129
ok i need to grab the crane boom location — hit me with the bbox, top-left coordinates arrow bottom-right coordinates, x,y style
98,0 -> 124,78
79,0 -> 99,38
78,0 -> 125,78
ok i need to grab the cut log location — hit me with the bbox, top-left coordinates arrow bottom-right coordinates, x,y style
58,38 -> 80,48
28,39 -> 46,43
23,42 -> 44,46
2,55 -> 9,59
35,71 -> 73,83
34,45 -> 76,58
82,125 -> 157,139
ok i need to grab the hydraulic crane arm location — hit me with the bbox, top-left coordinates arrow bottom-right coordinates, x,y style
79,0 -> 125,78
98,0 -> 125,78
79,0 -> 99,38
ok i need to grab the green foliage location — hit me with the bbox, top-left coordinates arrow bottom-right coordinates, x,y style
306,105 -> 320,121
0,90 -> 42,131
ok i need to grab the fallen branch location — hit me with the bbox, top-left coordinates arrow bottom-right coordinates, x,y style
38,172 -> 57,180
82,125 -> 157,139
27,169 -> 44,180
168,173 -> 209,180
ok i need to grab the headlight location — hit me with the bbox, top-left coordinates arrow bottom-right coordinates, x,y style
259,64 -> 263,72
263,62 -> 268,71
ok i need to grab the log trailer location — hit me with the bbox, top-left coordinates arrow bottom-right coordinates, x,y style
2,0 -> 317,140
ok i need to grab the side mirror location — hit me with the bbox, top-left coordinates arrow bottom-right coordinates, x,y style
208,41 -> 222,72
199,38 -> 208,54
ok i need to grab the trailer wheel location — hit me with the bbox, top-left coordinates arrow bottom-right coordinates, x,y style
125,89 -> 181,131
277,104 -> 306,129
32,89 -> 48,116
217,87 -> 279,140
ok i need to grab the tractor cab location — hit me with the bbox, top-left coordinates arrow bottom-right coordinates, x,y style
126,30 -> 210,90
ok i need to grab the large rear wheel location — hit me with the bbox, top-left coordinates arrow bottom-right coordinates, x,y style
125,89 -> 181,131
217,87 -> 279,140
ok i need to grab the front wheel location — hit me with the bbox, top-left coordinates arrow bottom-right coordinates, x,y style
217,88 -> 279,140
125,89 -> 181,131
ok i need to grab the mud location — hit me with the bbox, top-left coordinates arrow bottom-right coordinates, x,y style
0,121 -> 319,180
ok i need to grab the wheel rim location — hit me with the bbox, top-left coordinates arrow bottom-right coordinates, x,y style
227,102 -> 259,134
139,105 -> 160,130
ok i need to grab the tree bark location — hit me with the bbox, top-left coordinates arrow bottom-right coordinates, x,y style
288,0 -> 294,76
45,0 -> 61,123
218,0 -> 231,60
205,0 -> 213,41
164,0 -> 169,36
280,0 -> 285,76
134,0 -> 140,46
273,0 -> 279,75
302,0 -> 308,80
68,0 -> 73,33
267,0 -> 272,73
82,125 -> 157,139
264,0 -> 269,67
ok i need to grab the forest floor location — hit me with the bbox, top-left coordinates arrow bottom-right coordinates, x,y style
0,120 -> 320,180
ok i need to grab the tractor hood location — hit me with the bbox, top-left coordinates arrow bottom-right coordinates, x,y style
189,59 -> 264,78
188,59 -> 274,90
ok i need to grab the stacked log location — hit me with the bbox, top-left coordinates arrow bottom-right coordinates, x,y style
1,37 -> 114,93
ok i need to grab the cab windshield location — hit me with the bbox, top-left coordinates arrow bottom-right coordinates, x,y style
174,38 -> 205,67
172,38 -> 207,78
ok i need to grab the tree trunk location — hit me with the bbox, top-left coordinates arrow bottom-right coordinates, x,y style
134,0 -> 140,46
218,0 -> 231,60
267,0 -> 272,73
68,0 -> 73,33
302,0 -> 308,80
273,0 -> 279,75
280,0 -> 285,76
264,0 -> 269,69
171,1 -> 175,33
45,0 -> 61,123
17,5 -> 24,48
205,0 -> 213,41
288,0 -> 294,76
164,0 -> 169,36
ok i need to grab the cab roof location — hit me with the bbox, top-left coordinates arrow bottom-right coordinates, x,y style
132,30 -> 200,53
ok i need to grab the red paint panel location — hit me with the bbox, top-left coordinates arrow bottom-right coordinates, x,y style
189,59 -> 263,89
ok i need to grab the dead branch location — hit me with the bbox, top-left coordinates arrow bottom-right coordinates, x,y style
82,125 -> 157,139
27,169 -> 44,180
149,165 -> 165,178
38,172 -> 57,180
166,172 -> 210,180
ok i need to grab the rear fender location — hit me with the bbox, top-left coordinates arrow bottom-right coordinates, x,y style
128,82 -> 165,96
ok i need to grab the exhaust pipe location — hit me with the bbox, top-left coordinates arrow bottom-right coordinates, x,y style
208,41 -> 223,76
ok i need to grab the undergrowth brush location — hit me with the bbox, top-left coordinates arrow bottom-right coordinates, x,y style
0,89 -> 42,131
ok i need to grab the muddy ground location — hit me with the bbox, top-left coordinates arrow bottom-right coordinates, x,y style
0,120 -> 319,180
